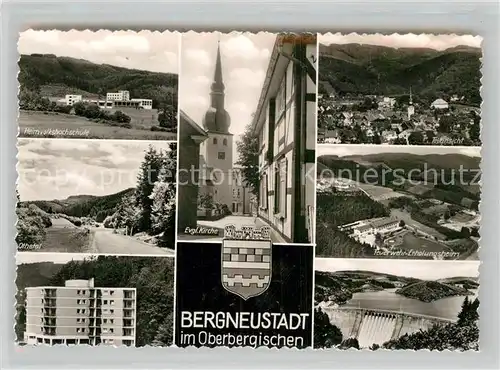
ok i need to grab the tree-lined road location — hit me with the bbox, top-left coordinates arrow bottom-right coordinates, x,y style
90,228 -> 174,256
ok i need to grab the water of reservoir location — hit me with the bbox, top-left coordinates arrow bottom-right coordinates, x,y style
344,288 -> 479,321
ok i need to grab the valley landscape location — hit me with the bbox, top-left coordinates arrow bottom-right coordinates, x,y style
16,139 -> 177,255
318,42 -> 482,145
314,259 -> 480,351
316,145 -> 481,260
18,54 -> 178,140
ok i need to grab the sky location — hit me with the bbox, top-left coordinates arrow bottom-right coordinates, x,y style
315,258 -> 479,280
317,144 -> 481,158
17,139 -> 172,201
180,31 -> 276,163
17,252 -> 94,265
18,30 -> 180,74
319,33 -> 483,50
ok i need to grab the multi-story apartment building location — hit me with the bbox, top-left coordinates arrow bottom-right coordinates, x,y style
252,34 -> 317,244
24,279 -> 136,346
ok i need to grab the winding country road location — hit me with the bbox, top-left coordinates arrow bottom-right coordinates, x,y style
90,228 -> 174,256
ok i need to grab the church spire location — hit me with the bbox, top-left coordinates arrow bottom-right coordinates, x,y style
211,40 -> 225,93
409,86 -> 413,105
202,40 -> 231,133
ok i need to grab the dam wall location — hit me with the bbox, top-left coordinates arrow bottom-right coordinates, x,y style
321,307 -> 454,348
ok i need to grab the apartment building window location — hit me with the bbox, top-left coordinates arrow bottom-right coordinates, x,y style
232,189 -> 236,197
110,309 -> 114,314
218,152 -> 225,160
213,138 -> 217,144
223,138 -> 228,146
103,319 -> 108,324
110,300 -> 115,305
110,291 -> 114,296
110,319 -> 114,324
103,300 -> 108,304
77,290 -> 81,295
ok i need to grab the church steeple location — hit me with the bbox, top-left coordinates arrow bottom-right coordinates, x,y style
409,86 -> 413,105
211,41 -> 225,94
202,40 -> 231,133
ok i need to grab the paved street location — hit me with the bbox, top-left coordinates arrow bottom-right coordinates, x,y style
90,228 -> 175,256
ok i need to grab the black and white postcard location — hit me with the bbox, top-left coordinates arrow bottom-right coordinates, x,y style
317,33 -> 482,146
314,258 -> 479,351
15,253 -> 174,347
16,139 -> 177,255
316,144 -> 480,260
177,32 -> 317,244
18,30 -> 179,140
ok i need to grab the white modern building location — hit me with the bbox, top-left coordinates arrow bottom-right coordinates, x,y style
62,90 -> 152,110
64,95 -> 83,106
24,279 -> 136,347
107,90 -> 130,101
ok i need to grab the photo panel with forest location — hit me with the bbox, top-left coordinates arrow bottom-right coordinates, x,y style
314,258 -> 480,351
315,144 -> 481,260
16,138 -> 177,255
15,253 -> 175,347
177,32 -> 317,244
18,30 -> 179,140
317,33 -> 482,146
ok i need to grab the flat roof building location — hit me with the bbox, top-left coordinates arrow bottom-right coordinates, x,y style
24,279 -> 136,347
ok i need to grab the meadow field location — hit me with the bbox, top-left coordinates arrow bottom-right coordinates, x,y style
18,110 -> 177,140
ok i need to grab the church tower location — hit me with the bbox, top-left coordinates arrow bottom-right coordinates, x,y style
199,41 -> 234,208
407,86 -> 415,120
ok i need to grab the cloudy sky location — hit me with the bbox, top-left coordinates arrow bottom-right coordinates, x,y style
17,252 -> 93,265
317,144 -> 481,158
320,33 -> 482,50
17,139 -> 172,201
18,30 -> 179,73
180,32 -> 276,163
315,258 -> 479,280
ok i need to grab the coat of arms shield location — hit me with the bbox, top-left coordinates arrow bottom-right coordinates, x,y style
221,226 -> 272,300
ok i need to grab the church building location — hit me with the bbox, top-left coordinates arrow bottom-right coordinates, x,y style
198,41 -> 235,211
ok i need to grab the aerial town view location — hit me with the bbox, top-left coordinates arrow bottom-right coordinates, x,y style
317,33 -> 482,145
316,144 -> 480,260
17,30 -> 179,140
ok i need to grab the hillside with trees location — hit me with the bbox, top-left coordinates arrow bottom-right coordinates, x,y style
18,54 -> 178,131
319,43 -> 481,106
16,143 -> 177,252
382,296 -> 479,350
15,256 -> 175,346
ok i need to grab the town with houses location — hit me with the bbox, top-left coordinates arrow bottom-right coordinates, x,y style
317,89 -> 481,146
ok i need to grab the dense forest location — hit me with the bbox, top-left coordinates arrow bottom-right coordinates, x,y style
15,256 -> 175,346
315,193 -> 387,257
319,43 -> 482,106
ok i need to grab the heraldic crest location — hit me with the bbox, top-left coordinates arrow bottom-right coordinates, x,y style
221,225 -> 272,300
